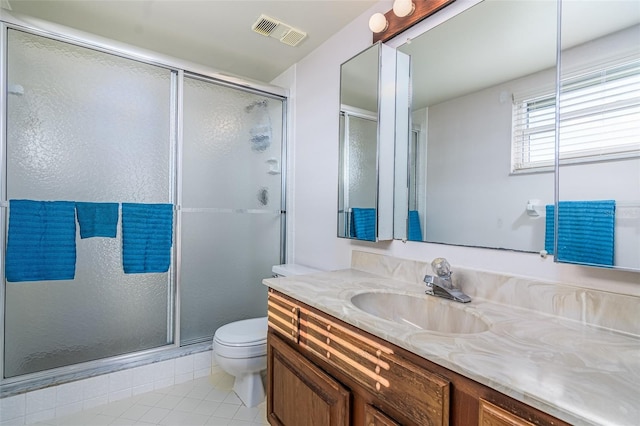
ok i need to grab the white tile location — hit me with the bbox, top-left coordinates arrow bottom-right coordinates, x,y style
174,397 -> 201,412
174,355 -> 194,376
226,420 -> 256,426
192,400 -> 220,416
154,394 -> 182,410
83,414 -> 117,426
206,417 -> 230,426
174,372 -> 194,385
154,360 -> 174,380
54,401 -> 83,418
52,411 -> 102,426
204,389 -> 231,403
131,383 -> 155,396
99,399 -> 135,417
187,385 -> 212,400
119,404 -> 151,421
210,372 -> 233,391
194,367 -> 212,379
132,365 -> 156,388
25,408 -> 55,425
153,378 -> 174,391
253,402 -> 267,424
108,388 -> 133,403
109,417 -> 142,426
0,394 -> 26,421
194,351 -> 213,371
26,387 -> 57,414
233,407 -> 260,422
135,392 -> 164,407
109,370 -> 133,393
167,382 -> 194,397
138,407 -> 170,424
0,416 -> 26,426
82,394 -> 108,410
56,381 -> 84,406
222,392 -> 242,405
212,403 -> 240,419
160,410 -> 209,426
83,376 -> 109,400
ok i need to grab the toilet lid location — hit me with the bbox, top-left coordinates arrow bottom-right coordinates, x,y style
214,317 -> 267,346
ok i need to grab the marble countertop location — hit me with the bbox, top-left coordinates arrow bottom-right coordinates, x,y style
263,268 -> 640,426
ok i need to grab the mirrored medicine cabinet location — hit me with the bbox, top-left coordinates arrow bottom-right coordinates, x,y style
337,42 -> 410,242
393,0 -> 639,271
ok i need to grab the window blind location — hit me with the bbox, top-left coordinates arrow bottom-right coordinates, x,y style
512,59 -> 640,172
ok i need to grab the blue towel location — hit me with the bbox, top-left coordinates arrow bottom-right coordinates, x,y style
75,202 -> 119,238
352,208 -> 376,242
5,200 -> 77,282
545,200 -> 615,266
408,210 -> 423,242
121,203 -> 173,274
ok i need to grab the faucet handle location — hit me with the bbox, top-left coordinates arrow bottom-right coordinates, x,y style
431,257 -> 452,278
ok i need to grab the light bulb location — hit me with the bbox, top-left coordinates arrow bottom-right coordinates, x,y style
368,13 -> 388,33
392,0 -> 415,18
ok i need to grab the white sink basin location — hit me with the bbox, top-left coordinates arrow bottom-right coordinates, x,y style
350,291 -> 489,334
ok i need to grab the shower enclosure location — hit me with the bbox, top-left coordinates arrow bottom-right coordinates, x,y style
0,18 -> 285,387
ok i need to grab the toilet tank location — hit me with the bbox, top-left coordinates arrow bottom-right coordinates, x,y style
272,263 -> 321,277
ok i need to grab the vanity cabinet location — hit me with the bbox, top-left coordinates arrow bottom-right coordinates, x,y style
268,334 -> 350,426
478,399 -> 534,426
266,289 -> 570,426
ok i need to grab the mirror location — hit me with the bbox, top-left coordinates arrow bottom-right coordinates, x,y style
396,0 -> 559,252
338,43 -> 402,241
555,1 -> 640,270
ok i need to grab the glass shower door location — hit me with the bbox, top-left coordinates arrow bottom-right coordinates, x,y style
3,29 -> 174,377
180,76 -> 284,344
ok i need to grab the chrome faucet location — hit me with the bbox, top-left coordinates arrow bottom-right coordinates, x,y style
423,258 -> 471,303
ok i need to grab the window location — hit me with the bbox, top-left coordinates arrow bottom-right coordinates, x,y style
512,60 -> 640,172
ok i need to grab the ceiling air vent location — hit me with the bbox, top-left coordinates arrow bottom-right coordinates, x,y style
251,14 -> 307,47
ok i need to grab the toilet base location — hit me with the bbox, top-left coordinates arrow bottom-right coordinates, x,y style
233,372 -> 265,407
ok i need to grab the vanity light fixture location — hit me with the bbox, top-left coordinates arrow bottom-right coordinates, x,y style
393,0 -> 415,18
371,0 -> 456,43
369,12 -> 389,34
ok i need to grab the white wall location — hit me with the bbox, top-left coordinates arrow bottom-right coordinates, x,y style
274,1 -> 640,297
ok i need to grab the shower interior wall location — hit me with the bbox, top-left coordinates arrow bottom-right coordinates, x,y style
0,19 -> 285,391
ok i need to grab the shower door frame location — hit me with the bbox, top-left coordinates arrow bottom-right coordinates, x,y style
0,11 -> 287,396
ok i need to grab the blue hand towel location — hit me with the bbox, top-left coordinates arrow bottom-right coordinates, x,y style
122,203 -> 173,274
545,200 -> 615,266
408,210 -> 423,242
352,208 -> 376,242
6,200 -> 77,282
75,202 -> 119,239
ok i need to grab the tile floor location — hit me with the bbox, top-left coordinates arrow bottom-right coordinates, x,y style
32,371 -> 268,426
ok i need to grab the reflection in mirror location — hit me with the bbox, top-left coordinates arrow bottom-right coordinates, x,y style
555,1 -> 640,270
338,43 -> 398,242
397,0 -> 557,252
339,44 -> 380,241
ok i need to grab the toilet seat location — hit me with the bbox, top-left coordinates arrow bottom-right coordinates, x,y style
213,317 -> 267,358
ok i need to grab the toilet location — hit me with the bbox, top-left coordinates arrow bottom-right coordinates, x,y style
212,263 -> 321,407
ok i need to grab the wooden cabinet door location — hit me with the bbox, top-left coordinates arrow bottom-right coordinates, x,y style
364,404 -> 401,426
267,332 -> 351,426
479,399 -> 534,426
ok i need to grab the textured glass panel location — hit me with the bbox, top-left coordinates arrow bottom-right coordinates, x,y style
181,76 -> 283,343
4,30 -> 172,377
348,116 -> 377,208
179,213 -> 279,343
182,78 -> 283,209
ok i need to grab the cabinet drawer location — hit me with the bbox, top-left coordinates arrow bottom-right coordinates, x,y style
267,291 -> 300,343
299,304 -> 450,426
